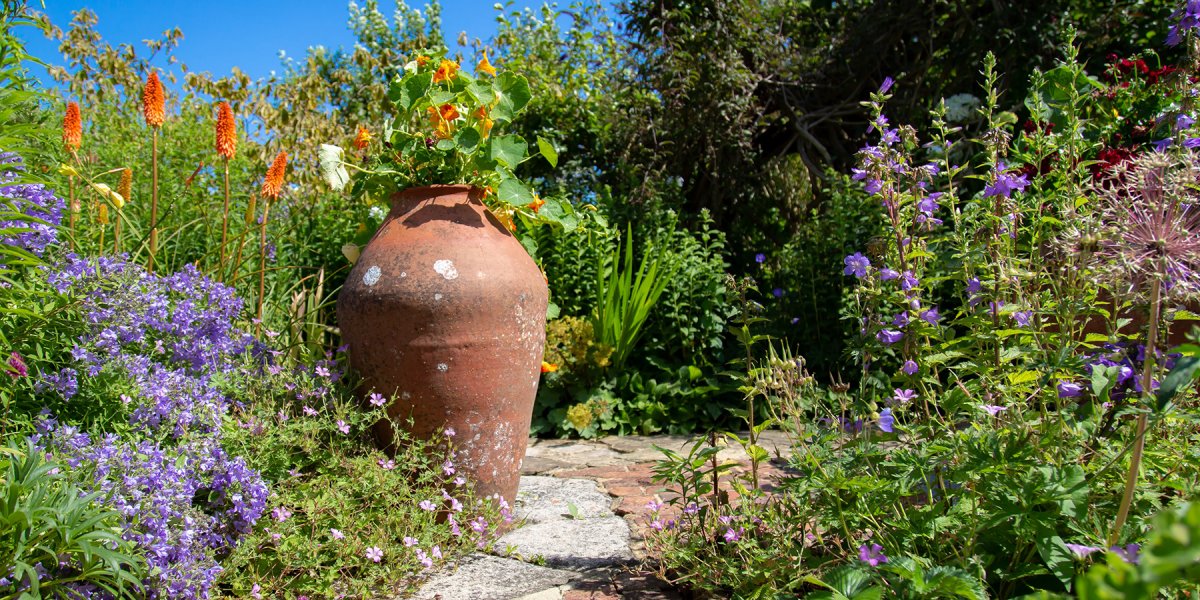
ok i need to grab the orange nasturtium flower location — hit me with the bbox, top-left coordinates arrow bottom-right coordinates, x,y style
476,51 -> 496,77
62,102 -> 82,153
353,126 -> 372,150
427,104 -> 460,139
541,361 -> 559,373
261,151 -> 288,200
142,72 -> 165,128
215,102 -> 237,160
433,59 -> 459,84
473,106 -> 494,139
416,55 -> 431,67
528,194 -> 546,213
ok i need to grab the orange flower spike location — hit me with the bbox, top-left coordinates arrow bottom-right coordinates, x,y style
433,59 -> 459,84
528,194 -> 546,213
353,126 -> 372,150
215,102 -> 237,160
261,151 -> 288,200
142,72 -> 165,128
541,361 -> 559,373
62,102 -> 82,153
476,51 -> 496,77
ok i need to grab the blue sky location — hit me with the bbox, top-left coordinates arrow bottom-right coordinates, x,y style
18,1 -> 561,84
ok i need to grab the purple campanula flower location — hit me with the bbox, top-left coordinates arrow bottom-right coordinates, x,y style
864,179 -> 883,195
892,312 -> 909,328
879,77 -> 894,94
902,360 -> 918,375
900,271 -> 918,291
1176,113 -> 1196,131
1058,381 -> 1083,398
1013,310 -> 1033,327
876,329 -> 903,345
879,268 -> 899,281
851,167 -> 868,181
878,408 -> 895,433
755,253 -> 766,264
1110,543 -> 1140,564
920,307 -> 940,326
843,253 -> 871,278
858,543 -> 889,566
1152,138 -> 1173,152
773,288 -> 784,298
1184,137 -> 1200,149
981,404 -> 1007,416
1168,1 -> 1200,46
982,163 -> 1030,198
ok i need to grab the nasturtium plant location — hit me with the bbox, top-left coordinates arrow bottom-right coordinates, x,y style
320,47 -> 576,235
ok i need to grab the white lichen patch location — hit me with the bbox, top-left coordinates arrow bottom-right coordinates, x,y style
433,259 -> 459,280
437,363 -> 449,373
362,265 -> 381,286
434,293 -> 443,301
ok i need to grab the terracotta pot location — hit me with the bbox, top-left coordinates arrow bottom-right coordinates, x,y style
337,185 -> 547,503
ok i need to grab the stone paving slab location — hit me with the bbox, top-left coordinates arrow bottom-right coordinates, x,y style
498,476 -> 634,571
411,553 -> 575,600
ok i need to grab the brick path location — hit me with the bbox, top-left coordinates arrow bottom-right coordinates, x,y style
521,432 -> 794,600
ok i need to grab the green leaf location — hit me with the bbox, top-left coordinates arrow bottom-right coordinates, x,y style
1155,355 -> 1200,412
537,137 -> 558,167
497,177 -> 535,207
455,126 -> 482,153
490,134 -> 528,168
317,144 -> 350,191
492,72 -> 532,122
535,196 -> 578,232
1037,535 -> 1077,591
393,72 -> 432,113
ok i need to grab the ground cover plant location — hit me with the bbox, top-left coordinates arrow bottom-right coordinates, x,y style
644,12 -> 1200,599
0,4 -> 510,598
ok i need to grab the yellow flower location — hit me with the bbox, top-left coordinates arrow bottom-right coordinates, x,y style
97,202 -> 109,225
480,117 -> 493,139
476,51 -> 496,77
427,104 -> 460,139
540,361 -> 558,373
353,126 -> 372,150
528,194 -> 546,213
433,59 -> 459,84
416,55 -> 431,67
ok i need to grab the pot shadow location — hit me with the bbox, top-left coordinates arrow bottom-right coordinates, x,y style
399,199 -> 515,237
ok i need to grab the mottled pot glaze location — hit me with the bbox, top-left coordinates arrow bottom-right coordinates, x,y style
337,185 -> 547,503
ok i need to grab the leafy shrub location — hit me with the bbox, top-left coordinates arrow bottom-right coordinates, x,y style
645,17 -> 1200,599
0,440 -> 145,598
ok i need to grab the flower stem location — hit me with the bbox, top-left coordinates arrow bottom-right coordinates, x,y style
219,158 -> 230,280
1108,276 -> 1162,546
256,198 -> 272,337
149,128 -> 159,273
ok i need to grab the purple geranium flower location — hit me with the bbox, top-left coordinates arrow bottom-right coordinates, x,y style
843,253 -> 871,278
858,543 -> 889,566
1066,543 -> 1102,558
892,389 -> 916,405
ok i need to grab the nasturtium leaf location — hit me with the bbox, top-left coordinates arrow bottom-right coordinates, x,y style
317,144 -> 350,191
466,81 -> 495,105
536,196 -> 578,232
492,72 -> 532,122
518,232 -> 538,256
435,137 -> 456,151
455,127 -> 481,153
429,89 -> 457,106
537,137 -> 558,167
490,134 -> 528,168
497,177 -> 535,207
545,302 -> 560,320
394,72 -> 432,113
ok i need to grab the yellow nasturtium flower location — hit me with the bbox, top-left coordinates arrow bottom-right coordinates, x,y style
433,59 -> 459,84
476,51 -> 496,77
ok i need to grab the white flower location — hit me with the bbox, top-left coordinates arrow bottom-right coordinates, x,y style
943,93 -> 981,123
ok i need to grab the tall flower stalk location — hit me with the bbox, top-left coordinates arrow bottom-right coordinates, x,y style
115,167 -> 131,253
215,101 -> 237,278
142,72 -> 165,272
258,151 -> 287,336
61,101 -> 81,238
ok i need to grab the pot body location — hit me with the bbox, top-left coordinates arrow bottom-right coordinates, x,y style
337,185 -> 547,503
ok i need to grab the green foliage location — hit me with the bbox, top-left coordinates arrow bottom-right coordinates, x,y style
592,225 -> 677,371
0,439 -> 146,599
1076,503 -> 1200,599
217,368 -> 502,598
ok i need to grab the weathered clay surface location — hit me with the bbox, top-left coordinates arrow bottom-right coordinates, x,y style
338,185 -> 548,503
